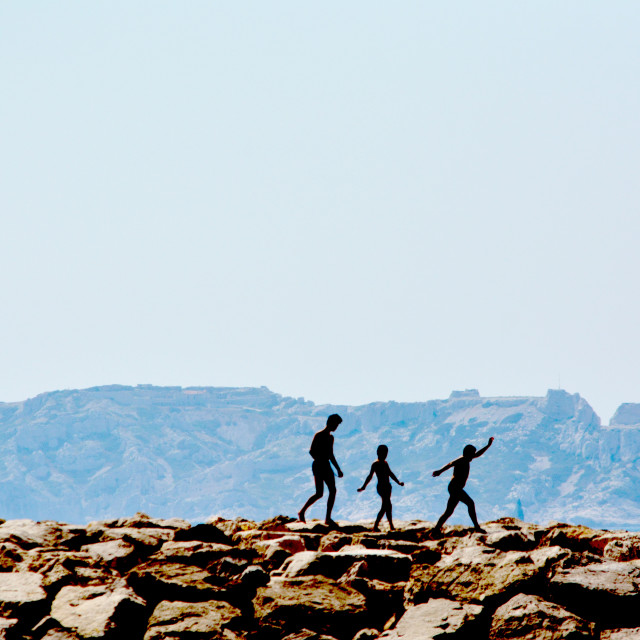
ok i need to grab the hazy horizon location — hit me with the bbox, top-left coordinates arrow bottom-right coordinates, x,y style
2,2 -> 639,423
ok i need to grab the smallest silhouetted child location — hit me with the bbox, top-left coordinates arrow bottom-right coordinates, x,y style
358,445 -> 404,531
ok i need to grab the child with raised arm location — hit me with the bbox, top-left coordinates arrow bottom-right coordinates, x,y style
358,445 -> 404,531
432,437 -> 494,534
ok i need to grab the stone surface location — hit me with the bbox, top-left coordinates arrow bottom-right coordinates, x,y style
143,599 -> 242,640
549,560 -> 640,627
0,516 -> 638,639
0,520 -> 76,549
42,630 -> 81,639
253,576 -> 368,639
489,593 -> 595,639
80,540 -> 137,571
127,561 -> 227,603
407,544 -> 568,606
0,543 -> 27,572
280,548 -> 412,583
0,571 -> 47,617
380,598 -> 483,639
255,534 -> 307,556
99,527 -> 173,550
50,584 -> 146,638
0,617 -> 19,639
600,630 -> 640,640
148,540 -> 243,566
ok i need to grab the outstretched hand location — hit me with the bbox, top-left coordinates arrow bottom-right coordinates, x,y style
399,481 -> 405,486
432,469 -> 441,477
357,487 -> 365,492
488,437 -> 495,445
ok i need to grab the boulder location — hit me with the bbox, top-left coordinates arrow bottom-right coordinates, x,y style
80,540 -> 137,572
280,548 -> 412,583
549,561 -> 640,627
0,520 -> 77,550
0,543 -> 27,572
143,599 -> 242,640
112,512 -> 191,530
99,527 -> 173,551
127,561 -> 228,604
380,599 -> 483,639
541,525 -> 601,554
0,617 -> 18,639
318,533 -> 351,552
50,584 -> 146,638
339,572 -> 405,629
20,549 -> 117,590
259,515 -> 297,531
483,530 -> 537,552
20,549 -> 93,573
253,576 -> 368,640
41,630 -> 81,640
489,593 -> 595,639
600,630 -> 640,639
41,560 -> 76,591
255,535 -> 307,557
0,572 -> 47,618
406,544 -> 568,606
206,516 -> 257,538
589,533 -> 640,562
148,540 -> 247,567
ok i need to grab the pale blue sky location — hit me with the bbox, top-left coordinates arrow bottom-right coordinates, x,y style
2,2 -> 639,421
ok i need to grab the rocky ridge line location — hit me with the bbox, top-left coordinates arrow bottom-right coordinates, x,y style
0,514 -> 638,639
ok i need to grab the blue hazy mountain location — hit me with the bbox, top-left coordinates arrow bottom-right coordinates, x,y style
0,385 -> 639,529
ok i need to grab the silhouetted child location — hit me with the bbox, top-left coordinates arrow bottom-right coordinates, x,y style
432,437 -> 494,534
358,444 -> 404,531
298,414 -> 343,526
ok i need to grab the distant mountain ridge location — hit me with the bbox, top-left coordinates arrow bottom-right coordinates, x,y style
0,385 -> 639,529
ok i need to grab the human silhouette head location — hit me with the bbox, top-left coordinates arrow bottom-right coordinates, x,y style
326,414 -> 343,431
463,444 -> 476,459
377,444 -> 388,460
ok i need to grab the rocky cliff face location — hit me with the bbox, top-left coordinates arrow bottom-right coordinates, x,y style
1,385 -> 640,528
0,514 -> 638,639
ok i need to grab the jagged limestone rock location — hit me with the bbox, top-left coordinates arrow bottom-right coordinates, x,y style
280,548 -> 412,583
0,572 -> 47,619
143,599 -> 242,640
489,593 -> 595,639
253,576 -> 368,639
406,544 -> 568,606
600,630 -> 640,639
380,598 -> 483,639
549,561 -> 640,627
50,584 -> 146,638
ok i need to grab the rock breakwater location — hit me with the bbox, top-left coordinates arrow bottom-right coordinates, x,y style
0,514 -> 638,638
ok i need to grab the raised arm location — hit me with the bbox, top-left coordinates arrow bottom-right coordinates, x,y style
358,464 -> 375,491
433,459 -> 457,477
474,437 -> 494,458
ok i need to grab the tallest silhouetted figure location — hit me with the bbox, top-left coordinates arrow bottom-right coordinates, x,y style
298,414 -> 343,526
